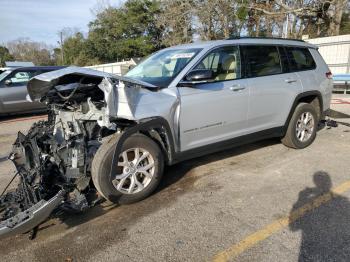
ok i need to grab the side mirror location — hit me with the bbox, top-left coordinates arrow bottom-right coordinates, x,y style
178,69 -> 214,87
4,79 -> 12,86
186,69 -> 214,82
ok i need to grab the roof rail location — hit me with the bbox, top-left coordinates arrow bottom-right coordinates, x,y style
226,36 -> 305,42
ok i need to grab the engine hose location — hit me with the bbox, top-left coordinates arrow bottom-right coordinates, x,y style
0,171 -> 19,197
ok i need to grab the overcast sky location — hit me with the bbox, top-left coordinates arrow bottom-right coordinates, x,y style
0,0 -> 121,46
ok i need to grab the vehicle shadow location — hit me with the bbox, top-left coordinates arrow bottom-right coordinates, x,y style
289,171 -> 350,261
158,138 -> 280,193
60,138 -> 280,229
328,109 -> 350,119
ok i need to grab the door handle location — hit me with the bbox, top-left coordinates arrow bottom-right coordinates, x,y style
229,85 -> 246,92
285,79 -> 297,84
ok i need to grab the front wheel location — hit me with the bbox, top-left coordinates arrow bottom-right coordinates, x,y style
91,133 -> 164,204
281,103 -> 318,149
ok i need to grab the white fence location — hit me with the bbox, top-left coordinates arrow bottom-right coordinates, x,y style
305,34 -> 350,75
84,60 -> 137,76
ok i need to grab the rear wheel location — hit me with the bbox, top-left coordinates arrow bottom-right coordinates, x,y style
92,133 -> 164,204
281,103 -> 318,149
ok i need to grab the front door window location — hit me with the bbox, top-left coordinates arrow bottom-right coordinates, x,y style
194,46 -> 241,82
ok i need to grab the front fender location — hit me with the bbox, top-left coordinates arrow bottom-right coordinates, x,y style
110,117 -> 176,179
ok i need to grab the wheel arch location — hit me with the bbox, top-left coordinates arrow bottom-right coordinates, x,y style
283,91 -> 323,135
111,117 -> 176,171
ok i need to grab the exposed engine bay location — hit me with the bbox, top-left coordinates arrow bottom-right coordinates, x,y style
0,67 -> 166,239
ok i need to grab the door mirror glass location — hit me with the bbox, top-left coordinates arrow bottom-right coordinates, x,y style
4,79 -> 12,86
185,69 -> 214,82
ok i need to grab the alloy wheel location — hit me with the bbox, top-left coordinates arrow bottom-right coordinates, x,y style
295,112 -> 315,142
112,148 -> 155,194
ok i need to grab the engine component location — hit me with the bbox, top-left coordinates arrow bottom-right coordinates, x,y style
0,96 -> 112,238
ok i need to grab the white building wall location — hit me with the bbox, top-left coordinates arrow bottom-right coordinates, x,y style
305,34 -> 350,74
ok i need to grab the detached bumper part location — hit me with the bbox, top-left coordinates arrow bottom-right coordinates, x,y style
0,190 -> 64,239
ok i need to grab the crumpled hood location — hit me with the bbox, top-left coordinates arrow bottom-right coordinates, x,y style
27,66 -> 157,100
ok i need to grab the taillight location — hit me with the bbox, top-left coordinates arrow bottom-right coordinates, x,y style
326,71 -> 333,79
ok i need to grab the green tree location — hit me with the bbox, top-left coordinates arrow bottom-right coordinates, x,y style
62,32 -> 90,66
0,46 -> 14,67
88,0 -> 162,62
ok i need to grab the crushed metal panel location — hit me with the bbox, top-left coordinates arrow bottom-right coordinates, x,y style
0,191 -> 64,239
27,66 -> 157,100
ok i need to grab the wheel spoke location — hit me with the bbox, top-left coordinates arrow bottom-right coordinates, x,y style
301,113 -> 306,123
138,170 -> 152,178
115,173 -> 129,180
306,122 -> 314,130
306,127 -> 313,133
116,177 -> 128,191
136,152 -> 149,166
128,176 -> 136,193
134,175 -> 144,191
297,130 -> 302,138
134,148 -> 140,162
304,113 -> 312,124
122,151 -> 128,162
118,161 -> 128,167
138,162 -> 154,172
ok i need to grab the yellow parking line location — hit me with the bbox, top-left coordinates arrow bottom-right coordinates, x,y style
213,180 -> 350,262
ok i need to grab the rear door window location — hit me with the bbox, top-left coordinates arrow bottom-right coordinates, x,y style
241,45 -> 282,78
286,47 -> 316,71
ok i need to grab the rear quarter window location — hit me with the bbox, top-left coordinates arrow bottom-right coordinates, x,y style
286,47 -> 316,71
241,45 -> 282,78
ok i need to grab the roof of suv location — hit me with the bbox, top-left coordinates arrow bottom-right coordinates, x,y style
168,37 -> 317,50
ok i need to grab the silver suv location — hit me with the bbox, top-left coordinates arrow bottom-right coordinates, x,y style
0,38 -> 332,238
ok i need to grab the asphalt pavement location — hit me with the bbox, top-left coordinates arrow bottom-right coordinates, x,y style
0,95 -> 349,262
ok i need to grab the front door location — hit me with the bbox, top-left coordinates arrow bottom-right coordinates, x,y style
178,45 -> 249,151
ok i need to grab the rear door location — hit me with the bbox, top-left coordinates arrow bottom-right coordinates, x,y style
0,69 -> 44,113
178,45 -> 250,151
242,45 -> 302,132
285,46 -> 320,92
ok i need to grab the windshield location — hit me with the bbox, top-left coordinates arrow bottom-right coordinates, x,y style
126,48 -> 202,87
0,70 -> 11,82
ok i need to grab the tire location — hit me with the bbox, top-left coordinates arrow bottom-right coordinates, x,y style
91,133 -> 164,204
281,103 -> 319,149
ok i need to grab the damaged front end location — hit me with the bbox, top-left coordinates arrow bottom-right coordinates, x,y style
0,67 -> 160,239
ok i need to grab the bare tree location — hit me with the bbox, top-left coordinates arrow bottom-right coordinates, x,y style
194,0 -> 246,40
327,0 -> 348,35
6,38 -> 54,66
157,0 -> 194,46
246,0 -> 350,37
